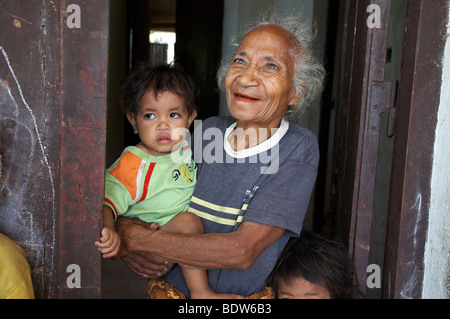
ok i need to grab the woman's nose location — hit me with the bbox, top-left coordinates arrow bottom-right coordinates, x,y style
237,66 -> 259,86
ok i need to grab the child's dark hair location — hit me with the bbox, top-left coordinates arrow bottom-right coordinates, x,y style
266,231 -> 364,299
120,63 -> 198,116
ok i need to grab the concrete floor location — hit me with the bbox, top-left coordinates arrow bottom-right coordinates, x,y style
101,258 -> 148,299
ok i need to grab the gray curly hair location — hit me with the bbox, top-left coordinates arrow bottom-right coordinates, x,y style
217,9 -> 326,114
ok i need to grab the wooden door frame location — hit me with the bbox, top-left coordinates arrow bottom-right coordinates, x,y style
56,0 -> 108,298
334,0 -> 448,298
333,0 -> 394,294
382,0 -> 448,299
0,0 -> 108,298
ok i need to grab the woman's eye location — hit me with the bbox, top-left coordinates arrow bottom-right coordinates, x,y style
267,63 -> 279,70
145,113 -> 155,119
233,58 -> 245,65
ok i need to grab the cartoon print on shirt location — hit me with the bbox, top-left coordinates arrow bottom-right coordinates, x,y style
172,163 -> 196,184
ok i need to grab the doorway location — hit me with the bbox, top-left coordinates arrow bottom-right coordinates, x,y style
0,0 -> 446,299
103,0 -> 446,299
331,0 -> 408,297
102,0 -> 361,299
103,0 -> 224,298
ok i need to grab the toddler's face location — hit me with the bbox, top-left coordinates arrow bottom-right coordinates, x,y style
128,90 -> 196,156
277,277 -> 331,299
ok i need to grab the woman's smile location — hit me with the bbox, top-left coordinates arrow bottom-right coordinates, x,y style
233,92 -> 262,102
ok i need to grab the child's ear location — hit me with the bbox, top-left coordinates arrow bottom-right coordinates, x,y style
126,112 -> 138,134
188,110 -> 197,127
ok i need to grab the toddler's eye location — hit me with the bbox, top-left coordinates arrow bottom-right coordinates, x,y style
145,113 -> 155,119
170,113 -> 181,119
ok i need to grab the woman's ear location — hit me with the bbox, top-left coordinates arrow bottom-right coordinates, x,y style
126,112 -> 138,134
288,90 -> 302,108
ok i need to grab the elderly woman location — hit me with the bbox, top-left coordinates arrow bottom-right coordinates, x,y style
116,11 -> 325,298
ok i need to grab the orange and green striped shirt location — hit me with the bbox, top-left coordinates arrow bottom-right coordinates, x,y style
104,141 -> 197,226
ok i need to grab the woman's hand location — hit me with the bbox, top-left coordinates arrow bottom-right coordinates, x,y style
115,217 -> 174,278
121,251 -> 173,278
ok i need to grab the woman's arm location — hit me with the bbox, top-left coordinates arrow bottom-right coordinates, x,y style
114,217 -> 174,278
120,220 -> 285,270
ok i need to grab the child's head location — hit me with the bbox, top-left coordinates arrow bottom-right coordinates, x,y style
266,231 -> 363,299
121,63 -> 198,156
121,63 -> 197,117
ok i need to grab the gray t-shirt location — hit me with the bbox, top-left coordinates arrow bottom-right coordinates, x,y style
164,116 -> 319,297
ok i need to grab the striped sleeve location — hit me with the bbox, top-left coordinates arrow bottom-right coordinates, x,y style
188,196 -> 246,227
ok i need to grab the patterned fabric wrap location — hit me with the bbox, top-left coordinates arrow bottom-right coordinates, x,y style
146,278 -> 274,299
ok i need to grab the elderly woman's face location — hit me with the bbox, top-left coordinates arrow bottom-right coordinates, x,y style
225,25 -> 299,128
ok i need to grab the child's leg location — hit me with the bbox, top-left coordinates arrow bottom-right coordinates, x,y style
161,212 -> 244,299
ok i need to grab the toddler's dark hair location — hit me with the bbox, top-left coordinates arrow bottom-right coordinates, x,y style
266,231 -> 364,299
120,63 -> 198,116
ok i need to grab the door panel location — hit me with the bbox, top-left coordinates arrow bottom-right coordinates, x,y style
334,0 -> 448,298
382,0 -> 448,299
333,0 -> 394,294
0,0 -> 107,298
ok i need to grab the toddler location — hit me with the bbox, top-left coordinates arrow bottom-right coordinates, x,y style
95,63 -> 242,299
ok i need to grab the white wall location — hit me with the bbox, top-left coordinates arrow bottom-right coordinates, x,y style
422,5 -> 450,299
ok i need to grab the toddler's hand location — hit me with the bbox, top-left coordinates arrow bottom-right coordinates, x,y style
95,226 -> 121,258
